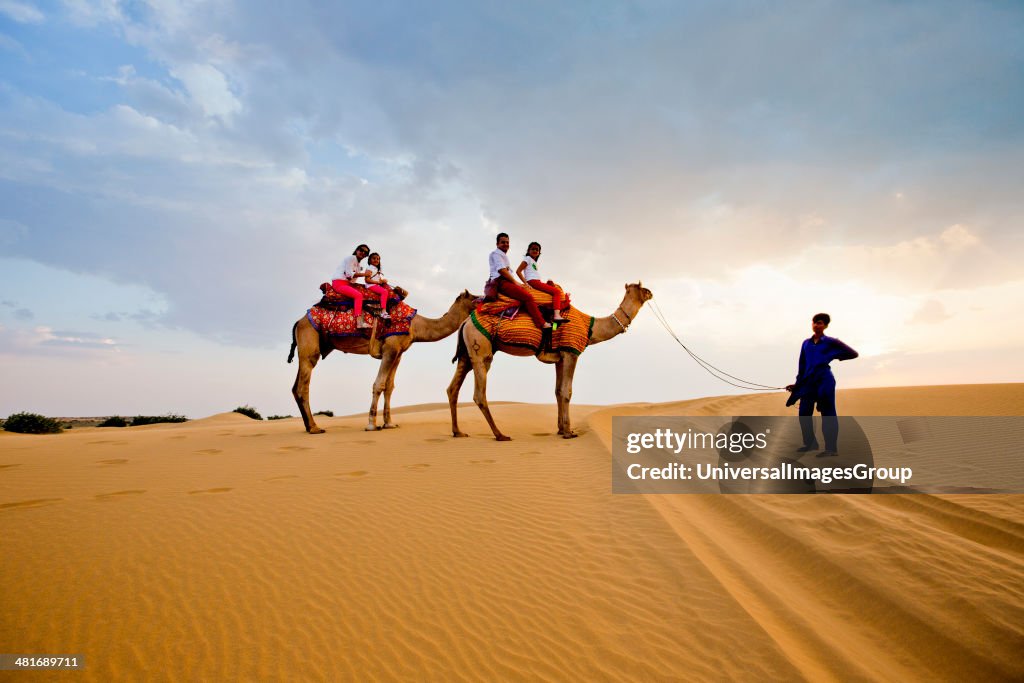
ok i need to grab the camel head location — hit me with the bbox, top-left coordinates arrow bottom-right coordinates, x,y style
454,289 -> 481,313
625,282 -> 653,305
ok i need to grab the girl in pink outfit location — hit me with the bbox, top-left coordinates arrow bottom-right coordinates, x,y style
331,244 -> 372,328
364,252 -> 392,320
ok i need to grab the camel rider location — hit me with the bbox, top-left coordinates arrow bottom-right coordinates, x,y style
488,233 -> 550,329
364,252 -> 391,320
516,241 -> 566,323
331,244 -> 372,329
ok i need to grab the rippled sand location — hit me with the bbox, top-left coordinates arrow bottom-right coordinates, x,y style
2,384 -> 1022,681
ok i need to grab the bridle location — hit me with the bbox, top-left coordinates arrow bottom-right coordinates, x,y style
612,306 -> 632,332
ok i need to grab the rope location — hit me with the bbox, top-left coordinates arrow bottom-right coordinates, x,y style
647,296 -> 784,392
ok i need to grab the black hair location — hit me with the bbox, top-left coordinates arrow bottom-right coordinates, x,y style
368,252 -> 382,273
812,312 -> 831,326
525,241 -> 541,258
496,232 -> 509,244
352,244 -> 370,256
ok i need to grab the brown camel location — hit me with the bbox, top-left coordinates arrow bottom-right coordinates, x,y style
289,290 -> 478,433
448,282 -> 653,440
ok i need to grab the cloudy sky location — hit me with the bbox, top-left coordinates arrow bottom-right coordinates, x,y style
1,0 -> 1022,419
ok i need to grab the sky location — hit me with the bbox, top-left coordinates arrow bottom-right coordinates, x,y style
1,0 -> 1022,419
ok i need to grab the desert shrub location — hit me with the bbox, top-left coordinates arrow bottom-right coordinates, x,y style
3,412 -> 63,434
98,416 -> 129,428
314,410 -> 334,417
267,414 -> 293,420
234,405 -> 263,420
130,414 -> 188,426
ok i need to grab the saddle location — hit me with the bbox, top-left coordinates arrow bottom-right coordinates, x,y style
317,283 -> 409,314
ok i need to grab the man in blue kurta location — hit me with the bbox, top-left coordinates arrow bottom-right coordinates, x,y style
785,313 -> 859,456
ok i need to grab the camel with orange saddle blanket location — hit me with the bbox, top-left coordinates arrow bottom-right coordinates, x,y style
449,282 -> 653,440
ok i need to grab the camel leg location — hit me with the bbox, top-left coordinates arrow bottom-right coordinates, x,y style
472,355 -> 510,441
381,351 -> 403,428
367,346 -> 399,431
556,352 -> 579,438
447,356 -> 471,437
292,321 -> 325,434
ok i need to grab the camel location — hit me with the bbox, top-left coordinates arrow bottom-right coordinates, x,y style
289,290 -> 478,434
448,282 -> 653,440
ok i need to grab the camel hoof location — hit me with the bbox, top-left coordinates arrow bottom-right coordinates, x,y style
562,431 -> 578,439
308,427 -> 325,435
496,435 -> 512,442
453,431 -> 469,438
382,423 -> 399,429
364,424 -> 380,432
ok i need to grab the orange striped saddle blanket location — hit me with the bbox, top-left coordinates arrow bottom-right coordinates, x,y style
470,302 -> 593,355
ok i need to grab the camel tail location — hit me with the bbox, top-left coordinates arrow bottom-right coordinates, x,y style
287,320 -> 298,363
451,322 -> 468,363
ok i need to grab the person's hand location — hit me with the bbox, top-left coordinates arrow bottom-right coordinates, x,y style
547,280 -> 555,285
785,384 -> 795,392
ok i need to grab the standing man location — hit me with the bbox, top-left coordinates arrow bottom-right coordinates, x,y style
786,313 -> 859,456
488,233 -> 550,329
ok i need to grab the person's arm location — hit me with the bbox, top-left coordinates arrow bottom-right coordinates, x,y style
516,260 -> 530,285
829,338 -> 859,362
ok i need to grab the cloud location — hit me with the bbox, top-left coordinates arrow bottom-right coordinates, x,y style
0,1 -> 43,24
0,0 -> 1020,356
909,300 -> 952,325
13,307 -> 33,320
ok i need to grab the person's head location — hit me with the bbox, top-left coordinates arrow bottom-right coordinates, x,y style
352,244 -> 370,259
526,241 -> 541,260
368,252 -> 381,269
496,232 -> 510,252
811,312 -> 830,336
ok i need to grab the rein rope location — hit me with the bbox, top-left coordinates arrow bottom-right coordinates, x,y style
647,295 -> 784,392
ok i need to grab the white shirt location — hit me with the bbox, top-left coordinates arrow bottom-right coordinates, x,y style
365,264 -> 385,285
488,248 -> 511,280
520,255 -> 542,283
332,254 -> 363,283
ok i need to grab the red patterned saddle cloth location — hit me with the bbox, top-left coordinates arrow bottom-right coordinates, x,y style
307,299 -> 417,338
317,282 -> 408,313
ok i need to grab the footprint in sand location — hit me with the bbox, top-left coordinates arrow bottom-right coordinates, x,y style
0,464 -> 22,470
424,438 -> 446,443
1,498 -> 63,510
404,463 -> 431,471
277,446 -> 312,452
167,435 -> 186,440
335,470 -> 369,478
188,488 -> 233,495
263,475 -> 299,482
96,458 -> 129,465
87,440 -> 129,446
532,433 -> 552,437
520,451 -> 541,456
240,434 -> 267,438
95,490 -> 146,501
216,432 -> 235,437
469,459 -> 496,464
195,449 -> 222,455
354,439 -> 375,445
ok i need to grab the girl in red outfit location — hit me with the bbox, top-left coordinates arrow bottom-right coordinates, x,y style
516,242 -> 566,323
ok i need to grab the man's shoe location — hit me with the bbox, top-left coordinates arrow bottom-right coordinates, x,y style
817,450 -> 840,458
795,445 -> 819,453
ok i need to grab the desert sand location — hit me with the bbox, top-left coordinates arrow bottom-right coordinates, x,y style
2,384 -> 1022,681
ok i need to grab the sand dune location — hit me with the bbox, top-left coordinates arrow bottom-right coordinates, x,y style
2,385 -> 1022,681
